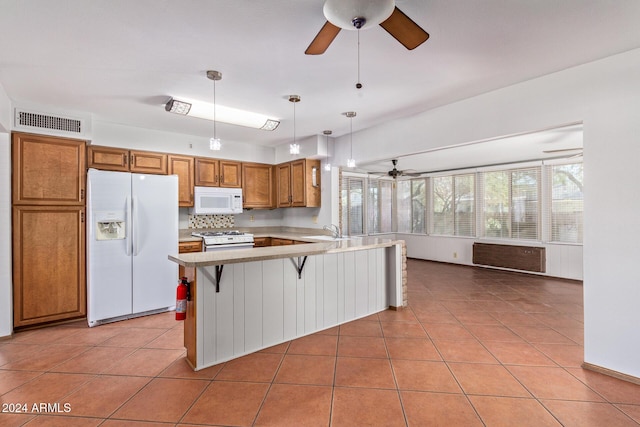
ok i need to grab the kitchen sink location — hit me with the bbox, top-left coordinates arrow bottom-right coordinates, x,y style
302,235 -> 350,241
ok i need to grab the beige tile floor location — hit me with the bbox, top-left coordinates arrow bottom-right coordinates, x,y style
1,259 -> 639,426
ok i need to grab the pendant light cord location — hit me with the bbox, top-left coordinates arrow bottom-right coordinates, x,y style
213,78 -> 217,139
350,116 -> 353,159
356,30 -> 362,89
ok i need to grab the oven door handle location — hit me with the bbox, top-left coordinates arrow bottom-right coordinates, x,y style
205,243 -> 254,251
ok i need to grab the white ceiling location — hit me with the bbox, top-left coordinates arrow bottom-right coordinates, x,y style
1,0 -> 639,166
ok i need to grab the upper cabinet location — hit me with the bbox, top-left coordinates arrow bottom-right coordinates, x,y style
195,157 -> 242,188
168,154 -> 195,207
276,159 -> 321,208
242,162 -> 274,209
87,145 -> 168,175
12,133 -> 86,205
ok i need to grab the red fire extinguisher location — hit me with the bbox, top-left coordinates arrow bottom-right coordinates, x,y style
176,277 -> 189,321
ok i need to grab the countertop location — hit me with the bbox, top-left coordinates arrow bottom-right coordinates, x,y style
171,229 -> 402,267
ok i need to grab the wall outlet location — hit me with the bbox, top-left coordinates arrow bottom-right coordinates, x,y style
453,252 -> 458,259
312,216 -> 318,224
249,215 -> 255,222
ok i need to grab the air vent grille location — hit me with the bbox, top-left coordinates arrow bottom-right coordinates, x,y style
17,110 -> 82,134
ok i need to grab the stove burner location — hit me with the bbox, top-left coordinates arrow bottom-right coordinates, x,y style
193,230 -> 245,237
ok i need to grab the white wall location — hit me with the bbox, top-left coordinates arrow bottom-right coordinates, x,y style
0,82 -> 12,337
91,120 -> 275,164
335,48 -> 640,379
401,234 -> 583,280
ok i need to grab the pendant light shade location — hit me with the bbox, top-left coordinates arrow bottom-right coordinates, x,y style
344,111 -> 356,167
208,70 -> 222,151
289,95 -> 301,155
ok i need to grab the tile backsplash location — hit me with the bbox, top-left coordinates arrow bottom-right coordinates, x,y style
188,214 -> 234,229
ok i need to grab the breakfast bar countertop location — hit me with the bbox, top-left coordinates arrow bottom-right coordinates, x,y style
169,233 -> 402,268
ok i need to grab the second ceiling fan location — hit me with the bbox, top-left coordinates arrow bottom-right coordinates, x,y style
305,0 -> 430,55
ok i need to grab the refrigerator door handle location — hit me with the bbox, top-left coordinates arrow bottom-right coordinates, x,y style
125,195 -> 132,256
132,195 -> 139,256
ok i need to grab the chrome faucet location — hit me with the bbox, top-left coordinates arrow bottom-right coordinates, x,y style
323,224 -> 342,239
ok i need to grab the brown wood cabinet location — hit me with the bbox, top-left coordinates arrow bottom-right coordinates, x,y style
12,133 -> 87,329
195,157 -> 242,188
178,241 -> 202,298
178,240 -> 203,253
242,162 -> 274,209
12,206 -> 86,328
276,159 -> 321,208
12,133 -> 86,205
168,155 -> 195,207
87,145 -> 168,174
270,238 -> 294,246
253,237 -> 271,247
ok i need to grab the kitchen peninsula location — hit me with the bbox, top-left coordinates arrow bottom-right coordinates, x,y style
168,234 -> 406,371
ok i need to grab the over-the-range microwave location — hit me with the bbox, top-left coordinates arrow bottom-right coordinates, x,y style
190,187 -> 243,215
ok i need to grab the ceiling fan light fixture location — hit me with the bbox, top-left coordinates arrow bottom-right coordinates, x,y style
323,0 -> 395,30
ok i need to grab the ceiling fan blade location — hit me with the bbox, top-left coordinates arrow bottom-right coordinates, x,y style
379,7 -> 429,50
305,21 -> 341,55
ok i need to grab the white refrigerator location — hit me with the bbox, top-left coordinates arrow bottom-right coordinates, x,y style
87,168 -> 178,326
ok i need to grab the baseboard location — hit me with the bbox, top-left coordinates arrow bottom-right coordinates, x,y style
582,362 -> 640,386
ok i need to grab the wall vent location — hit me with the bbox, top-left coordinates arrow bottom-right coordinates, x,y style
15,109 -> 83,135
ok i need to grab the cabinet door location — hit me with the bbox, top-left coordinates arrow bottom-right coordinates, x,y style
12,133 -> 86,205
87,145 -> 129,172
130,150 -> 168,174
219,160 -> 242,188
305,159 -> 321,207
276,163 -> 292,207
290,159 -> 306,207
12,206 -> 86,328
169,155 -> 195,207
195,158 -> 219,186
242,162 -> 274,209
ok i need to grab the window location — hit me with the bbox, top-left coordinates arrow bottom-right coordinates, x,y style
431,174 -> 475,236
341,174 -> 393,236
368,178 -> 393,234
548,162 -> 583,243
341,176 -> 364,236
480,167 -> 540,240
397,178 -> 426,233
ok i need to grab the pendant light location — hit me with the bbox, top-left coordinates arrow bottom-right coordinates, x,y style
344,111 -> 356,167
323,130 -> 332,171
208,70 -> 222,151
289,95 -> 300,155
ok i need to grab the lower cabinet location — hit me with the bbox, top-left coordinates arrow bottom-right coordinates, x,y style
178,241 -> 202,289
12,206 -> 86,328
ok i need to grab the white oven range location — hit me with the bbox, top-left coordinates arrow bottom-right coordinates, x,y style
191,230 -> 254,251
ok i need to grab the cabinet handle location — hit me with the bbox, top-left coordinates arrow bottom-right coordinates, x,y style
81,189 -> 84,200
124,154 -> 128,165
81,212 -> 84,223
215,175 -> 218,183
130,154 -> 134,165
221,174 -> 224,183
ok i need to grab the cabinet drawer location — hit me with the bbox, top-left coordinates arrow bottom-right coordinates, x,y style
179,241 -> 203,253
